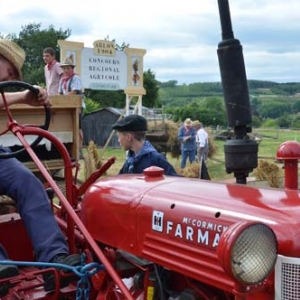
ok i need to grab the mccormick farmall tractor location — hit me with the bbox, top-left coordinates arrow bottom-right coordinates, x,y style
0,1 -> 299,299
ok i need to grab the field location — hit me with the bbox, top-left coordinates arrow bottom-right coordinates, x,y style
208,128 -> 300,181
80,128 -> 300,183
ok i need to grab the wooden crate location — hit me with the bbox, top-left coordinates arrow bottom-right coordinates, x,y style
0,95 -> 82,172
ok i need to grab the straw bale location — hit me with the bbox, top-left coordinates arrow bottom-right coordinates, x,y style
176,162 -> 200,178
84,140 -> 103,179
147,119 -> 219,163
147,119 -> 181,158
253,159 -> 281,188
207,136 -> 218,158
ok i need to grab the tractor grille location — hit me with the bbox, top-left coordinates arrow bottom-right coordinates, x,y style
275,255 -> 300,300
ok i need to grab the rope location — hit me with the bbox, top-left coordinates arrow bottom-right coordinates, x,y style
76,275 -> 91,300
0,258 -> 104,299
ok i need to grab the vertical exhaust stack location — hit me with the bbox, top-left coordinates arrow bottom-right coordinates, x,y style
217,0 -> 258,184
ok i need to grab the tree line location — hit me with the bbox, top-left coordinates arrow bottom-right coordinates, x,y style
159,80 -> 300,128
2,23 -> 300,129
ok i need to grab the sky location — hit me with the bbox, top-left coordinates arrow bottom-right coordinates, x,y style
1,0 -> 299,85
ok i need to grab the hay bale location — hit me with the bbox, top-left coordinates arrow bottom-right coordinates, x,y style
84,140 -> 103,180
147,119 -> 218,160
207,136 -> 218,158
147,119 -> 181,158
176,162 -> 200,178
253,159 -> 281,188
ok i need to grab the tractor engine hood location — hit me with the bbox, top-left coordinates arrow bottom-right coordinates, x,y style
81,167 -> 300,292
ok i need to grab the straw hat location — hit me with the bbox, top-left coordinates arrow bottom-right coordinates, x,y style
184,118 -> 192,126
0,39 -> 25,80
193,120 -> 200,127
60,56 -> 75,67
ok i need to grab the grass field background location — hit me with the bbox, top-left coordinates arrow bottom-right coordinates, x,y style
81,128 -> 300,183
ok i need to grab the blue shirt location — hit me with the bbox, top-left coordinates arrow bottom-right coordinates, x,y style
119,141 -> 178,176
177,125 -> 197,151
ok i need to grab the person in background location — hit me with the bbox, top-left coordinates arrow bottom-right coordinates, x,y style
43,47 -> 63,95
193,120 -> 201,159
58,56 -> 85,159
112,114 -> 178,176
177,118 -> 197,169
196,122 -> 209,162
193,120 -> 201,132
0,39 -> 80,293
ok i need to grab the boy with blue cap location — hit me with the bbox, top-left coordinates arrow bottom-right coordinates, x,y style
112,114 -> 178,176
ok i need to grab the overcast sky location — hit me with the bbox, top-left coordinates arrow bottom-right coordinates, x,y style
1,0 -> 299,84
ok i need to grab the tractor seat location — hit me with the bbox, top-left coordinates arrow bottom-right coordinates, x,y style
0,188 -> 55,215
0,195 -> 17,215
0,195 -> 15,205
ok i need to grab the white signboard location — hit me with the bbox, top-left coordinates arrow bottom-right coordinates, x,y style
81,48 -> 127,90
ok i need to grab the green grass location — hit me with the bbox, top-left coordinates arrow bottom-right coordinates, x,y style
207,128 -> 300,181
81,128 -> 300,182
90,147 -> 182,177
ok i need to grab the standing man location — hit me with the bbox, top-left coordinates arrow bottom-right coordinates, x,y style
177,118 -> 197,169
193,120 -> 201,159
43,47 -> 63,95
196,122 -> 210,180
196,122 -> 209,162
112,114 -> 178,176
0,39 -> 80,293
58,56 -> 85,159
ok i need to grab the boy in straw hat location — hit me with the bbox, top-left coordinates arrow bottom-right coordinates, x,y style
0,39 -> 80,293
58,54 -> 85,158
58,55 -> 82,96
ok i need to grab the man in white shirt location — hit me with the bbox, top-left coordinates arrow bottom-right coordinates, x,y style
196,122 -> 209,162
43,47 -> 63,95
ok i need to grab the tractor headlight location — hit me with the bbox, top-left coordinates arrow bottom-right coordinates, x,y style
218,221 -> 277,285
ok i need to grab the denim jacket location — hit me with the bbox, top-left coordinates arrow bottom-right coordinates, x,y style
177,125 -> 197,151
119,141 -> 178,176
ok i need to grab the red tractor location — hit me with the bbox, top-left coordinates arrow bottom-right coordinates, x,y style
0,1 -> 298,299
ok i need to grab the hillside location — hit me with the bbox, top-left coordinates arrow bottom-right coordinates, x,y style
159,80 -> 300,108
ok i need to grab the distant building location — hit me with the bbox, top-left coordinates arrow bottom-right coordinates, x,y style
82,107 -> 122,148
82,106 -> 171,147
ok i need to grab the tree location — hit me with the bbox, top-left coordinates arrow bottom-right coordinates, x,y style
260,101 -> 290,119
142,69 -> 160,108
159,80 -> 178,87
292,100 -> 300,114
261,118 -> 278,128
291,115 -> 300,129
104,35 -> 129,51
83,89 -> 125,108
9,23 -> 71,85
251,116 -> 262,128
250,96 -> 262,117
277,114 -> 292,128
202,97 -> 224,112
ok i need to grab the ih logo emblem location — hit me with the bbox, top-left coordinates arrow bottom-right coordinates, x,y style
152,211 -> 164,232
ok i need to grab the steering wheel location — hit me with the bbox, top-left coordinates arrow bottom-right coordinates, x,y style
0,81 -> 51,159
